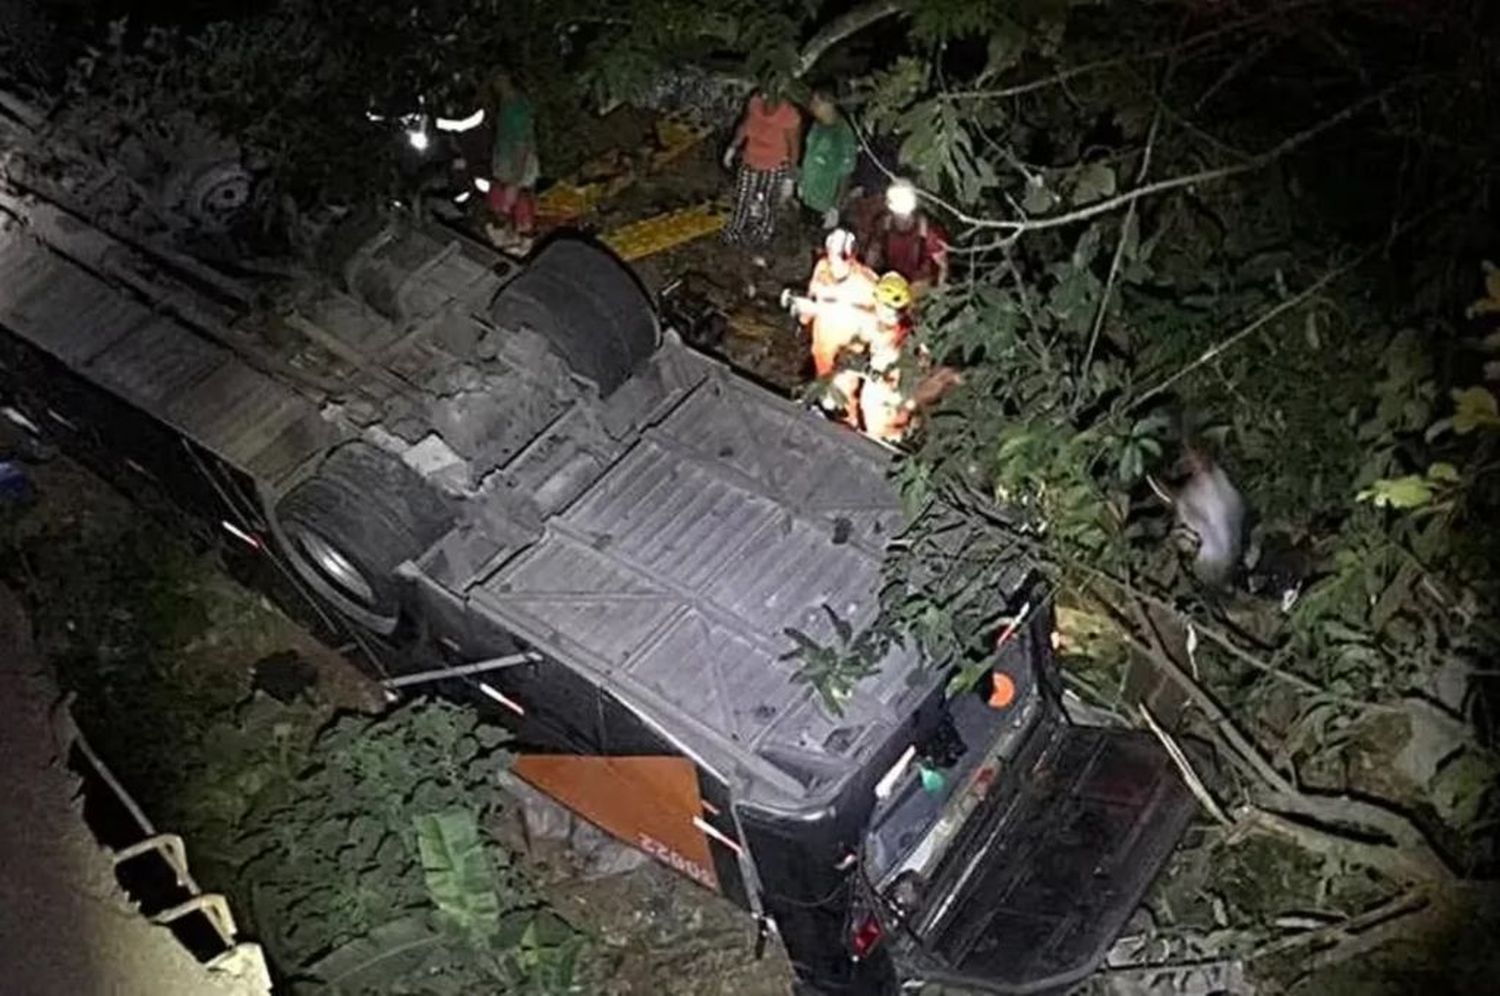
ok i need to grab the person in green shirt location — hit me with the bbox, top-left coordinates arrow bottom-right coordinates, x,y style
486,71 -> 539,241
798,88 -> 858,229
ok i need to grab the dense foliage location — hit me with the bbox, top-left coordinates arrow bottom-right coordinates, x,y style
1,510 -> 585,994
7,0 -> 1499,989
244,701 -> 585,995
848,3 -> 1500,983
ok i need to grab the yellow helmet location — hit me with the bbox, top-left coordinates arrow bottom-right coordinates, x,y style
876,271 -> 912,310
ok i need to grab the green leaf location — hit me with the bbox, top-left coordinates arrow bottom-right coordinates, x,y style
1356,475 -> 1433,509
1431,750 -> 1495,827
945,660 -> 991,699
1021,175 -> 1056,214
1451,386 -> 1500,434
1070,162 -> 1117,206
413,810 -> 502,939
305,916 -> 444,991
1425,462 -> 1460,484
984,20 -> 1028,76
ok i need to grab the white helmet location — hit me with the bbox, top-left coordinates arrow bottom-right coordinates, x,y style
824,227 -> 856,259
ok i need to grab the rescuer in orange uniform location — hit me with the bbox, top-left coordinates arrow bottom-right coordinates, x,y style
859,272 -> 917,443
785,228 -> 878,426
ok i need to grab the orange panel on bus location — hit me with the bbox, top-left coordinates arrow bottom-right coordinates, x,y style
512,753 -> 720,891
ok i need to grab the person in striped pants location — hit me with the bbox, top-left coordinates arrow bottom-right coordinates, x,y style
721,89 -> 801,254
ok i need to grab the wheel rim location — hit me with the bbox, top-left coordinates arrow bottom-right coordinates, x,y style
292,527 -> 376,606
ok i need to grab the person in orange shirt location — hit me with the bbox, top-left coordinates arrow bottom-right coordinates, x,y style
859,272 -> 917,443
785,229 -> 878,426
858,271 -> 965,443
721,88 -> 801,251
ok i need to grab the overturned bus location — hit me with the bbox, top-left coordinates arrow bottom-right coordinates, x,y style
0,123 -> 1198,994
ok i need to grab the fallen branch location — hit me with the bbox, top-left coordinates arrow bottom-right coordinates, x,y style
1086,580 -> 1457,884
1254,791 -> 1454,883
1142,703 -> 1233,826
1103,587 -> 1296,793
934,502 -> 1465,886
1295,893 -> 1437,978
1250,888 -> 1430,963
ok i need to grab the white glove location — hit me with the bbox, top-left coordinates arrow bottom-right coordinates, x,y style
779,175 -> 796,202
781,289 -> 811,317
821,207 -> 840,230
722,146 -> 737,170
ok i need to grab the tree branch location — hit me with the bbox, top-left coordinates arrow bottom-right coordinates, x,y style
1245,803 -> 1451,884
795,0 -> 907,79
943,1 -> 1324,103
1133,184 -> 1465,407
1076,54 -> 1169,408
956,82 -> 1406,233
1251,889 -> 1430,962
1070,573 -> 1458,885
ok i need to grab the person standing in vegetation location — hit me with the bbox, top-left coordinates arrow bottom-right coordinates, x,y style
486,71 -> 538,245
869,180 -> 950,296
721,87 -> 801,256
798,87 -> 857,229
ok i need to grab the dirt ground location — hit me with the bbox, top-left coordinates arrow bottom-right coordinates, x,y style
478,114 -> 832,392
518,833 -> 795,996
608,136 -> 822,392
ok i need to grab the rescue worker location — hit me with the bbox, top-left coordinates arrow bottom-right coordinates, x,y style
859,272 -> 917,443
870,179 -> 950,295
486,71 -> 539,245
1169,449 -> 1246,585
797,87 -> 857,230
721,87 -> 801,254
786,228 -> 878,426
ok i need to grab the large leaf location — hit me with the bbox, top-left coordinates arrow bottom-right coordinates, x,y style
1070,162 -> 1117,206
414,810 -> 503,939
303,916 -> 444,992
1452,386 -> 1500,434
1356,475 -> 1433,510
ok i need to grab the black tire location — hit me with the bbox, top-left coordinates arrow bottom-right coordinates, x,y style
489,236 -> 660,397
274,442 -> 454,629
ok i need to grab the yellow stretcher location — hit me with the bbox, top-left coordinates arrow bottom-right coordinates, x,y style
602,203 -> 728,262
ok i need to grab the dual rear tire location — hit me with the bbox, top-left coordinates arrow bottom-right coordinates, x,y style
272,442 -> 453,635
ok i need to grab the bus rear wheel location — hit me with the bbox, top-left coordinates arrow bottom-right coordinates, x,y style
273,442 -> 453,633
